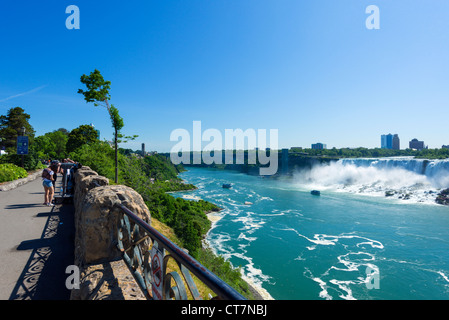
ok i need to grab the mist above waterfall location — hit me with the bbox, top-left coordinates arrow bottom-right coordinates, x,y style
293,157 -> 449,204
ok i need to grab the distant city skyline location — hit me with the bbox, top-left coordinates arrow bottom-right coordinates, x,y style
381,133 -> 400,150
1,1 -> 449,152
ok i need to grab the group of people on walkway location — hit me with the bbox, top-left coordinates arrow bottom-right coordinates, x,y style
41,158 -> 75,206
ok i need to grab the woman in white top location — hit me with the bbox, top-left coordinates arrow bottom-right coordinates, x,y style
42,167 -> 55,206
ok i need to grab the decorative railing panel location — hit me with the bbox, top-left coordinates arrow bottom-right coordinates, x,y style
116,204 -> 246,300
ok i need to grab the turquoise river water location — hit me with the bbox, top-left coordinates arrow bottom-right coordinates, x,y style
174,165 -> 449,300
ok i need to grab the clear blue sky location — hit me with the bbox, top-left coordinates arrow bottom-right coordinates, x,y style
1,1 -> 449,152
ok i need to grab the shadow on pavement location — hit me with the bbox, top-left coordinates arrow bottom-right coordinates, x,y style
9,204 -> 75,300
6,203 -> 47,209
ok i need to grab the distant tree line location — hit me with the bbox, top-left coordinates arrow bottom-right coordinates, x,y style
290,146 -> 449,159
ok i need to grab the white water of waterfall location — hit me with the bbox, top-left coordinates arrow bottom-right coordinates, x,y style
293,157 -> 449,204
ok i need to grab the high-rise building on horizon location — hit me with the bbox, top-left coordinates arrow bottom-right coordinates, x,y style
381,134 -> 387,149
381,133 -> 400,150
311,143 -> 327,150
409,138 -> 425,150
392,134 -> 400,150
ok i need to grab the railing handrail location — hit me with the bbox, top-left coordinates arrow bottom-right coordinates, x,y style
116,203 -> 246,300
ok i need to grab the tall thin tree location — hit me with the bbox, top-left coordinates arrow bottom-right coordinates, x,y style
78,69 -> 136,183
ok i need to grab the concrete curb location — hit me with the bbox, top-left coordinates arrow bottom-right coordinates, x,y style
0,169 -> 43,192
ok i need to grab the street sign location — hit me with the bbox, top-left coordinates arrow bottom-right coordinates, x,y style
17,136 -> 29,155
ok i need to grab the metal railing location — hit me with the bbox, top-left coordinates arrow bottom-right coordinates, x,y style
115,203 -> 246,300
54,163 -> 78,203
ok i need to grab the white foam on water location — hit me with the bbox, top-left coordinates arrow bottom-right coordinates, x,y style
232,212 -> 267,234
314,277 -> 332,300
329,279 -> 356,300
206,232 -> 233,257
304,269 -> 333,300
258,209 -> 286,217
214,245 -> 275,300
289,228 -> 384,300
240,272 -> 275,300
438,271 -> 449,283
266,208 -> 302,217
281,228 -> 341,247
204,212 -> 275,300
331,252 -> 370,272
282,227 -> 384,251
294,253 -> 305,261
238,232 -> 257,242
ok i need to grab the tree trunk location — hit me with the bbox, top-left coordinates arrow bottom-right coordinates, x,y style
115,128 -> 118,184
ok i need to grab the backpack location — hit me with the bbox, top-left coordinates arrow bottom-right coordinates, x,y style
42,168 -> 52,180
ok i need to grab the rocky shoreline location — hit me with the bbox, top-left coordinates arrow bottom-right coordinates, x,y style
436,189 -> 449,206
205,211 -> 273,300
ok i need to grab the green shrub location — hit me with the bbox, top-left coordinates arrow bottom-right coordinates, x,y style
0,163 -> 28,183
0,149 -> 44,171
197,248 -> 254,299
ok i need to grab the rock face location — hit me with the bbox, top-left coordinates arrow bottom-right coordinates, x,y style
73,167 -> 107,205
436,189 -> 449,206
70,166 -> 150,300
75,184 -> 151,265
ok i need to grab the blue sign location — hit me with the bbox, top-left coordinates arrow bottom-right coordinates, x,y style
17,136 -> 29,155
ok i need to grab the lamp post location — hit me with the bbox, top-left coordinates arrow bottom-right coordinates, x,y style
21,127 -> 25,168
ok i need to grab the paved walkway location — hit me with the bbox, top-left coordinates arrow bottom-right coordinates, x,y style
0,177 -> 75,300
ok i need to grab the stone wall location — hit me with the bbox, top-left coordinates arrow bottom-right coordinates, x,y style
70,166 -> 150,300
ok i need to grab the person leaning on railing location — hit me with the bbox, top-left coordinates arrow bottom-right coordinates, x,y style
50,160 -> 63,186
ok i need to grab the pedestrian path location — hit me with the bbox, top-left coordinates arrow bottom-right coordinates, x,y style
0,177 -> 75,300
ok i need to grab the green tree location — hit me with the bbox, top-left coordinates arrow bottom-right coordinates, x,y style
70,140 -> 124,181
66,124 -> 99,153
34,130 -> 69,159
0,107 -> 35,153
78,69 -> 137,183
33,135 -> 52,159
54,128 -> 70,136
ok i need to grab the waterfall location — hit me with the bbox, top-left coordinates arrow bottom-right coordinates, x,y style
338,157 -> 449,189
293,157 -> 449,204
339,157 -> 428,174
